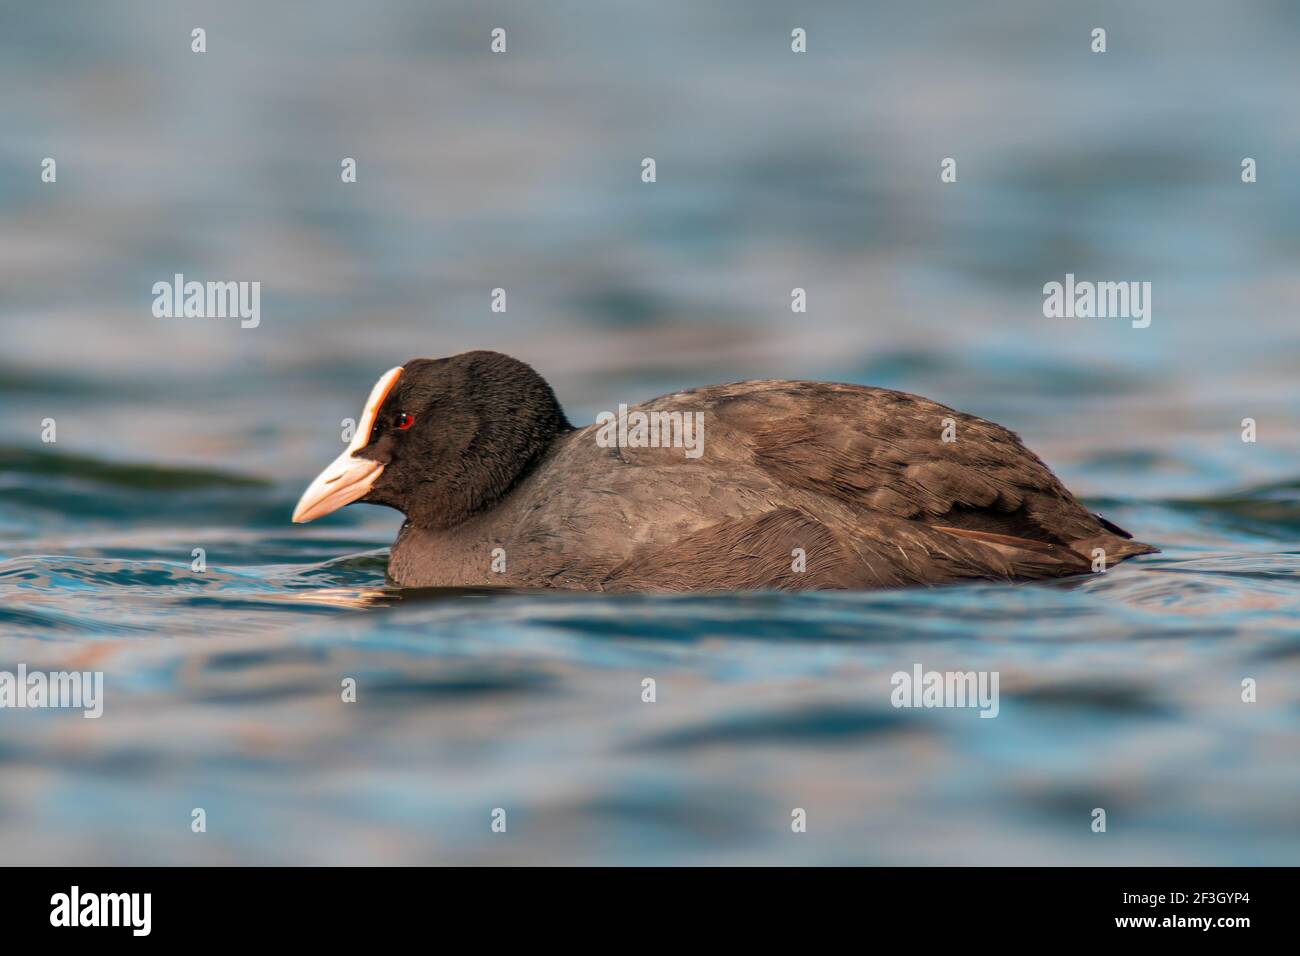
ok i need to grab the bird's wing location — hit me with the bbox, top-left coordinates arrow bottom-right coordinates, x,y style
695,380 -> 1149,559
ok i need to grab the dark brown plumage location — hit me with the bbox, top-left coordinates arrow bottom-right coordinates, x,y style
294,351 -> 1157,591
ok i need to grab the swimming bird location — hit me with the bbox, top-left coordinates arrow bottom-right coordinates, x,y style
292,350 -> 1157,590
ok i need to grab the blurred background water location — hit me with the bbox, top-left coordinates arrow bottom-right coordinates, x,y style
0,0 -> 1297,864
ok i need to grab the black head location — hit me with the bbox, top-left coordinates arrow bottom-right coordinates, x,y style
293,351 -> 571,529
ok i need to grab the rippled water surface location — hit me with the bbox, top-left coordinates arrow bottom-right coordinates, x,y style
2,1 -> 1298,864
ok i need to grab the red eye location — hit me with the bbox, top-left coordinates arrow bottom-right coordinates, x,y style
396,412 -> 415,431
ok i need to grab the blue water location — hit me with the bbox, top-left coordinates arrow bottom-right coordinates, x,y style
1,1 -> 1298,864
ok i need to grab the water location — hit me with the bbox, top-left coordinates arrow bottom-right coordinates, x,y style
1,1 -> 1298,864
